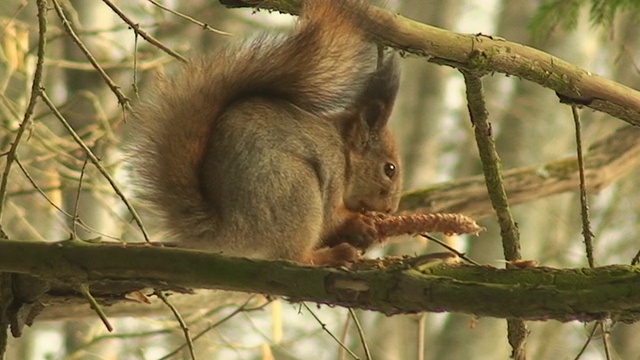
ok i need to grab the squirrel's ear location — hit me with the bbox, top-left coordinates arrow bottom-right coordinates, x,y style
360,53 -> 400,130
343,52 -> 399,149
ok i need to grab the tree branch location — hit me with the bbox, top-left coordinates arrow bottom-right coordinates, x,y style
463,71 -> 528,359
220,1 -> 640,127
399,125 -> 640,218
0,240 -> 639,323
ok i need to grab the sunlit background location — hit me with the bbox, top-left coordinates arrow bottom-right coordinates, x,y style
2,0 -> 639,359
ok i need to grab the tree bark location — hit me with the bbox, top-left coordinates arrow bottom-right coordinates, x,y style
0,240 -> 639,323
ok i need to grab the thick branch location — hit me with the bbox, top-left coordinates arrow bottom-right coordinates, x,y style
370,12 -> 640,127
221,1 -> 640,127
1,240 -> 639,323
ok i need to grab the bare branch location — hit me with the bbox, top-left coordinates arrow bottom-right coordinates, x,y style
400,125 -> 640,219
51,0 -> 132,111
0,0 -> 47,228
101,0 -> 188,63
463,71 -> 527,360
39,91 -> 150,242
462,72 -> 521,261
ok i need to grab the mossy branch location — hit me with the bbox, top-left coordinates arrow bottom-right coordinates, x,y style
220,0 -> 640,127
1,240 -> 639,323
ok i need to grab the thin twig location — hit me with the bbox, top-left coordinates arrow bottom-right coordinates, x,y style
158,295 -> 268,360
14,158 -> 72,218
348,309 -> 371,360
71,158 -> 89,239
154,290 -> 196,360
599,321 -> 612,360
51,0 -> 132,111
571,106 -> 595,268
462,71 -> 521,261
462,71 -> 527,360
79,284 -> 113,332
43,56 -> 172,71
421,233 -> 480,265
101,0 -> 188,63
572,105 -> 611,357
132,31 -> 141,101
147,0 -> 232,36
0,0 -> 47,229
573,322 -> 598,360
302,303 -> 360,360
39,90 -> 150,242
14,158 -> 121,239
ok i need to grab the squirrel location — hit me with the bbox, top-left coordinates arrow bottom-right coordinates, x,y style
129,0 -> 402,265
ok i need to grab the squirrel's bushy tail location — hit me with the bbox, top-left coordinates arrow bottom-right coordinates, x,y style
131,0 -> 379,238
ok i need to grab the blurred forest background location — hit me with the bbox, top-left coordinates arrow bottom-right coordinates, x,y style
2,0 -> 640,359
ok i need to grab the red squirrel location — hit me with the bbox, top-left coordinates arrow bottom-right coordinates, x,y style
130,0 -> 402,265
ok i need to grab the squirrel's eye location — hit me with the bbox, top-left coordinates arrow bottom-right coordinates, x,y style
383,163 -> 396,179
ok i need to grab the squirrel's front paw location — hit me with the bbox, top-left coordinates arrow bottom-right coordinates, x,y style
326,212 -> 379,251
310,243 -> 359,266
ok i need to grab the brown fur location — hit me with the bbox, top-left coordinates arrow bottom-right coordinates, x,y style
130,0 -> 402,264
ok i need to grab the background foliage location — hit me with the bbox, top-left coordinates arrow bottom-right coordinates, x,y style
1,0 -> 640,359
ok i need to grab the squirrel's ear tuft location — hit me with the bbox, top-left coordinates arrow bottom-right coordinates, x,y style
358,53 -> 400,130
